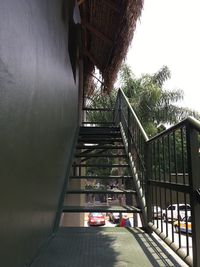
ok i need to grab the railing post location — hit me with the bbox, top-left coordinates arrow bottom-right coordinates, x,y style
128,107 -> 131,153
119,90 -> 122,123
145,141 -> 152,232
186,125 -> 200,267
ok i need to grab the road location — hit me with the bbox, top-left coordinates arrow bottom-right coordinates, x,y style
84,213 -> 134,227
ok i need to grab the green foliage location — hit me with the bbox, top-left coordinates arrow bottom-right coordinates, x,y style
85,64 -> 200,178
86,153 -> 114,179
86,91 -> 117,124
119,64 -> 200,137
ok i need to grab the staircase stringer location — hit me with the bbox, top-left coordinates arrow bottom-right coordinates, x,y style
119,122 -> 148,230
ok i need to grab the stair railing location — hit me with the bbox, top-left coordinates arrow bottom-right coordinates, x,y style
114,88 -> 200,267
146,116 -> 200,267
114,89 -> 149,227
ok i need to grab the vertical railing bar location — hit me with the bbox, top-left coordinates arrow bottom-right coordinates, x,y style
128,107 -> 131,154
186,124 -> 200,266
173,131 -> 181,249
185,127 -> 192,257
165,189 -> 168,237
172,131 -> 178,184
157,140 -> 161,230
145,141 -> 152,226
167,134 -> 174,242
162,136 -> 166,182
158,139 -> 161,182
168,134 -> 172,183
162,136 -> 168,236
181,127 -> 190,255
159,139 -> 163,233
181,127 -> 186,185
119,90 -> 122,123
184,191 -> 190,256
152,186 -> 155,223
155,184 -> 158,228
161,136 -> 166,233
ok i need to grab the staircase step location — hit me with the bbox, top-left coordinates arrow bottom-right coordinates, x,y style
69,175 -> 132,179
62,205 -> 141,213
82,122 -> 114,125
75,154 -> 127,158
82,108 -> 114,111
76,145 -> 125,150
72,163 -> 129,168
66,189 -> 136,194
78,138 -> 123,143
79,127 -> 120,135
80,126 -> 119,130
79,134 -> 121,139
77,141 -> 122,145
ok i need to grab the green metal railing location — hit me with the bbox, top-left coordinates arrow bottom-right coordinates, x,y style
114,89 -> 149,229
114,89 -> 148,191
114,88 -> 200,267
147,117 -> 200,267
81,87 -> 200,266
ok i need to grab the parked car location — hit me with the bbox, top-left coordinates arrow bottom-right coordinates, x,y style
88,212 -> 105,226
152,206 -> 162,219
108,212 -> 120,223
174,216 -> 192,234
162,204 -> 191,221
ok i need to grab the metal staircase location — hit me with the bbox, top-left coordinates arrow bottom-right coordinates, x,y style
30,90 -> 200,267
62,124 -> 143,222
59,88 -> 200,267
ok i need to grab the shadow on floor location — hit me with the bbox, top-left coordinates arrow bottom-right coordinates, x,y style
127,227 -> 183,267
31,227 -> 184,267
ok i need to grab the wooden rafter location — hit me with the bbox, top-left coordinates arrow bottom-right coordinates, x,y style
82,22 -> 113,46
83,49 -> 102,69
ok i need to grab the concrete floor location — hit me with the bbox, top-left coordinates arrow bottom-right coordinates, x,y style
31,227 -> 183,267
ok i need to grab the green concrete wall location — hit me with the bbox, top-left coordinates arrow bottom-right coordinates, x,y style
0,0 -> 79,266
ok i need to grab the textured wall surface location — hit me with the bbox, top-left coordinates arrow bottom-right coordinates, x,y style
0,0 -> 78,266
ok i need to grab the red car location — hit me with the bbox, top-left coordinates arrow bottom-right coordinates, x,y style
88,212 -> 105,226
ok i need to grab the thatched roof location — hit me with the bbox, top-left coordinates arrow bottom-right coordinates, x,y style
78,0 -> 144,93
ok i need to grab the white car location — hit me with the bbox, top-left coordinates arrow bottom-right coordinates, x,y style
162,204 -> 191,221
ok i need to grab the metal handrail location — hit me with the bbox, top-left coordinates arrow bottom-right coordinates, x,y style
146,118 -> 200,267
81,86 -> 200,266
118,88 -> 149,141
148,116 -> 200,143
114,88 -> 200,267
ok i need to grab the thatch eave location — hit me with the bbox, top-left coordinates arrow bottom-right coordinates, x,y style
79,0 -> 144,94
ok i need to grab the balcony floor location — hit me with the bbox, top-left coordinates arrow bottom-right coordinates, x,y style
31,227 -> 182,267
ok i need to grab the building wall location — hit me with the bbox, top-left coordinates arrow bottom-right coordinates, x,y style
0,0 -> 79,266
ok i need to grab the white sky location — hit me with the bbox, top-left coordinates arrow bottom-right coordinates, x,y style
126,0 -> 200,113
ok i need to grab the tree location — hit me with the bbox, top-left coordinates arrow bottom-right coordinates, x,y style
86,65 -> 200,176
85,90 -> 117,125
119,64 -> 200,136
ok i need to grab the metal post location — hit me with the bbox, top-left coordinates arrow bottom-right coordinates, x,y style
145,141 -> 153,232
119,90 -> 122,123
186,125 -> 200,267
133,213 -> 138,227
128,107 -> 131,153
